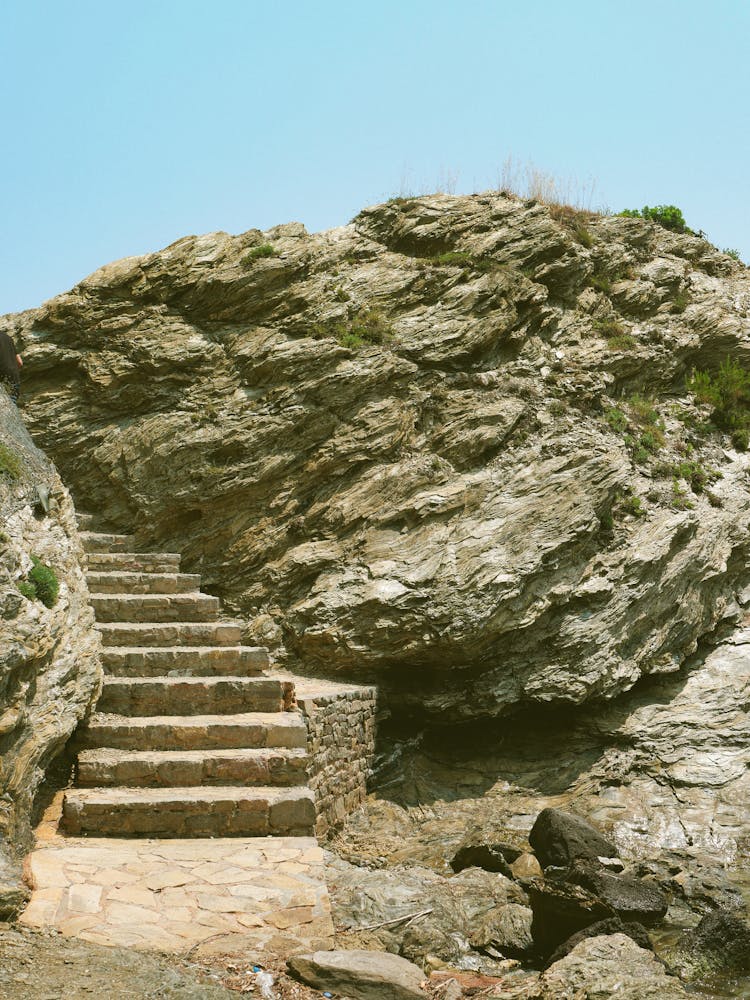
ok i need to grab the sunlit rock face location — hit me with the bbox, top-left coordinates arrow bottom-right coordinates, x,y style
0,393 -> 100,910
4,193 -> 750,721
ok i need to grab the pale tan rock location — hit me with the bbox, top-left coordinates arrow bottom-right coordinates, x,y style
6,193 -> 749,725
0,394 -> 101,914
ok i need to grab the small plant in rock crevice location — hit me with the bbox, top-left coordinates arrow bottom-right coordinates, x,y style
0,442 -> 22,480
312,308 -> 394,351
17,555 -> 60,608
241,244 -> 279,266
688,358 -> 750,446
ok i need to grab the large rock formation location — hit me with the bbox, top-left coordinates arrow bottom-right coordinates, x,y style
0,392 -> 100,912
4,193 -> 750,720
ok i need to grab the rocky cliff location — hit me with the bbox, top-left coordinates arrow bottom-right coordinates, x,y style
4,193 -> 750,721
0,393 -> 100,913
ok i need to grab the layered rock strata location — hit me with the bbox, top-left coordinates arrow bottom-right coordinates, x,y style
0,393 -> 100,913
4,194 -> 750,720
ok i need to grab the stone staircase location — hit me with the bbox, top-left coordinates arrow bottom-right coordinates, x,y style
62,514 -> 316,839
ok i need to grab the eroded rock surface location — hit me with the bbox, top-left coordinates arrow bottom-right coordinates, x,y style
0,393 -> 100,912
4,194 -> 750,720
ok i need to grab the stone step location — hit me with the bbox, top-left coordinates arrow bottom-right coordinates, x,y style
61,785 -> 316,837
86,571 -> 201,594
102,645 -> 268,677
85,552 -> 181,573
97,676 -> 294,716
76,513 -> 95,531
98,621 -> 242,647
77,711 -> 308,751
80,531 -> 136,553
91,593 -> 220,624
76,747 -> 310,788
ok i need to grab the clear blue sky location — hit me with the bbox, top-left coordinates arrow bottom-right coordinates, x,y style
1,0 -> 748,313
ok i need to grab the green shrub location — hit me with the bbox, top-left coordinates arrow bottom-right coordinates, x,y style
671,478 -> 694,510
589,274 -> 612,295
671,289 -> 690,314
605,407 -> 628,433
620,495 -> 645,518
27,556 -> 59,608
313,308 -> 394,350
723,248 -> 742,261
688,358 -> 750,434
17,580 -> 36,601
334,286 -> 350,302
619,205 -> 693,234
672,460 -> 714,494
0,443 -> 22,480
429,251 -> 498,273
573,224 -> 593,248
607,334 -> 637,351
732,428 -> 749,450
628,394 -> 660,427
594,317 -> 626,339
241,244 -> 279,265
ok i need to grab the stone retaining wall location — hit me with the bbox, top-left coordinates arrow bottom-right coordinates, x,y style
291,678 -> 377,838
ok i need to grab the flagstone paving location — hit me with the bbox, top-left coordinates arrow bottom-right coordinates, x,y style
21,795 -> 333,957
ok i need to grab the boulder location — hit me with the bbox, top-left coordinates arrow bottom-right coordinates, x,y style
450,840 -> 519,876
539,933 -> 689,998
543,916 -> 653,969
566,861 -> 667,925
529,808 -> 616,869
287,950 -> 425,1000
8,193 -> 750,725
527,878 -> 613,957
509,852 -> 543,881
469,903 -> 534,958
670,908 -> 750,980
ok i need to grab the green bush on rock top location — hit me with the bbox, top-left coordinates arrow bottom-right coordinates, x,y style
619,205 -> 694,235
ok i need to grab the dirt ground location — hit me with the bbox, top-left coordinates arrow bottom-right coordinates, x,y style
0,923 -> 335,999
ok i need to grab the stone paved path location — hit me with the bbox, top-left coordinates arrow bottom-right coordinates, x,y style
20,516 -> 335,957
21,814 -> 333,956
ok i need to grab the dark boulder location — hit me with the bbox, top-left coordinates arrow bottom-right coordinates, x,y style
672,909 -> 750,980
543,916 -> 653,969
566,861 -> 668,926
527,877 -> 613,957
450,842 -> 516,877
529,808 -> 616,869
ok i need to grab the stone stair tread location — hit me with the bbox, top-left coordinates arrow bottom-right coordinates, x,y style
61,785 -> 316,837
88,710 -> 305,726
80,711 -> 308,750
100,645 -> 268,676
101,675 -> 278,687
76,746 -> 309,788
80,531 -> 136,552
66,784 -> 313,803
98,621 -> 242,647
97,675 -> 293,716
90,592 -> 220,623
86,571 -> 202,594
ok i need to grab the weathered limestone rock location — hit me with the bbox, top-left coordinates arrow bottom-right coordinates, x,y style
288,949 -> 425,1000
4,194 -> 750,720
0,392 -> 100,912
539,933 -> 689,998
